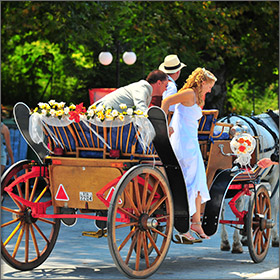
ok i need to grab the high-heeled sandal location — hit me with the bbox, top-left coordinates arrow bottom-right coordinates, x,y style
190,222 -> 210,239
175,232 -> 202,244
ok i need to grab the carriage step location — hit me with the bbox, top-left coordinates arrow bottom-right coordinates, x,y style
82,229 -> 107,238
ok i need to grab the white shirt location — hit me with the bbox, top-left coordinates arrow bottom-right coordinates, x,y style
162,76 -> 177,112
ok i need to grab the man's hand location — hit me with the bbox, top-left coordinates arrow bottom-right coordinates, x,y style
257,158 -> 278,169
168,126 -> 174,137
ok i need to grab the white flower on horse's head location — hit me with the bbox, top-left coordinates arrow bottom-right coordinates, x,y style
127,108 -> 133,115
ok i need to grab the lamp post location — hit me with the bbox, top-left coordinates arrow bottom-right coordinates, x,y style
98,42 -> 137,88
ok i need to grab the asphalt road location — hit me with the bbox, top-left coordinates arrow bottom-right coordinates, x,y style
1,204 -> 279,279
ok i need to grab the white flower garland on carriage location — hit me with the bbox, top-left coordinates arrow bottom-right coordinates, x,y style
29,100 -> 156,154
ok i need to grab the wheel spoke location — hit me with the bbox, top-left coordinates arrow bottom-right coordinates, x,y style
124,188 -> 141,217
118,227 -> 136,252
8,194 -> 25,211
33,223 -> 50,244
3,221 -> 23,246
259,194 -> 263,213
135,230 -> 143,271
263,207 -> 269,216
146,229 -> 161,256
34,186 -> 48,203
29,177 -> 39,202
12,223 -> 25,258
150,227 -> 167,238
1,206 -> 24,216
145,179 -> 159,211
117,205 -> 138,221
142,174 -> 150,212
142,231 -> 150,268
148,195 -> 167,216
25,223 -> 29,262
115,221 -> 138,229
125,230 -> 139,265
38,218 -> 56,225
14,174 -> 24,199
134,177 -> 143,213
154,214 -> 169,220
30,224 -> 40,257
1,217 -> 21,228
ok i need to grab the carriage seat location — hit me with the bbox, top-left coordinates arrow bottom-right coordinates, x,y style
44,121 -> 156,160
198,110 -> 230,142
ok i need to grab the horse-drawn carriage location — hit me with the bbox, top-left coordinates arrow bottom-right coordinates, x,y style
1,102 -> 275,278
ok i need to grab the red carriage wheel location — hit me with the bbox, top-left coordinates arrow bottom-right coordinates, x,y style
1,160 -> 60,270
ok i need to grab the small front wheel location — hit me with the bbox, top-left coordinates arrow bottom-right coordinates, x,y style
1,160 -> 60,270
107,165 -> 174,279
246,185 -> 272,263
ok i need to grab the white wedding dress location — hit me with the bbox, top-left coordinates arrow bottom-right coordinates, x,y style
170,103 -> 210,216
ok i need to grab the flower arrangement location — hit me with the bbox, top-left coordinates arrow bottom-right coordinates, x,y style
230,134 -> 255,155
31,100 -> 147,123
230,133 -> 256,167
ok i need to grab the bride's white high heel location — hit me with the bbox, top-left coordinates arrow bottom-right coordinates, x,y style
175,231 -> 202,244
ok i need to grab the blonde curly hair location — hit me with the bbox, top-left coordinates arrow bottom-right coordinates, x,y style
178,67 -> 217,107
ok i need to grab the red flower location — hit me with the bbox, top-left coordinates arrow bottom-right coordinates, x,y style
69,103 -> 86,123
238,138 -> 245,144
238,145 -> 246,152
245,139 -> 251,146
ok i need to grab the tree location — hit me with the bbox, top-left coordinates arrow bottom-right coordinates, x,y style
1,1 -> 278,115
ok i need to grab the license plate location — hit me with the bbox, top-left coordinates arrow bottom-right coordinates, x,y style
79,191 -> 93,202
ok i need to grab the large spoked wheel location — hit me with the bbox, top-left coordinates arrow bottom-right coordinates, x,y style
107,165 -> 174,279
1,160 -> 60,270
246,185 -> 272,263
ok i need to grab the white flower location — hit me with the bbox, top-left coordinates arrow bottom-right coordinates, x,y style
127,108 -> 133,115
64,107 -> 70,114
41,109 -> 47,116
119,103 -> 127,109
58,102 -> 66,108
49,100 -> 56,106
96,105 -> 104,112
112,109 -> 119,117
80,114 -> 86,121
87,109 -> 94,117
50,109 -> 56,116
38,102 -> 46,109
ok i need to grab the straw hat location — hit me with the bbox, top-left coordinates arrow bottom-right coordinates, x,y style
158,54 -> 186,74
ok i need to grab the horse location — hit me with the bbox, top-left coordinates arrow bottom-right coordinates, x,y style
215,109 -> 279,253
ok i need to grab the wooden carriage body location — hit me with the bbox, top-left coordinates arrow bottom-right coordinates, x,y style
44,109 -> 237,211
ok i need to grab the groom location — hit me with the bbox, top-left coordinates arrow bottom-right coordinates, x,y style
94,70 -> 168,113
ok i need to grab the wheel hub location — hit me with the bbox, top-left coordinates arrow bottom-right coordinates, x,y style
23,207 -> 38,224
138,214 -> 158,231
260,218 -> 275,231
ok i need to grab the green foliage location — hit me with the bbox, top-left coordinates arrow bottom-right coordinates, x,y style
226,79 -> 279,116
1,1 -> 279,114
